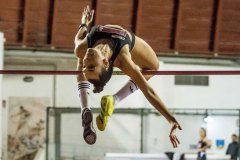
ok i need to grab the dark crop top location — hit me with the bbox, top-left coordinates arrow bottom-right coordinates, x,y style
87,25 -> 135,63
198,140 -> 208,152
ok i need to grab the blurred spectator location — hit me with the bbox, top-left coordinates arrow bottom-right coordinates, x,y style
226,134 -> 239,160
197,128 -> 211,160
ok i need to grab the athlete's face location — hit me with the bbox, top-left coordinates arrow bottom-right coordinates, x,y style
83,48 -> 107,80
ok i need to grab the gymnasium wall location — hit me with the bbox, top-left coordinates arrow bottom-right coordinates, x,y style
1,0 -> 240,158
47,110 -> 238,159
0,0 -> 240,56
149,63 -> 240,108
2,51 -> 240,156
145,114 -> 238,154
4,54 -> 240,109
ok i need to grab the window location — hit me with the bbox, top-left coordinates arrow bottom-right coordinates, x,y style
175,76 -> 209,86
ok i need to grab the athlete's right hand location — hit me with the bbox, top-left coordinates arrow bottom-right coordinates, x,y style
169,119 -> 182,148
81,5 -> 94,26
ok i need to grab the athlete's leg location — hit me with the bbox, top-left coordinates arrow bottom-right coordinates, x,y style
108,35 -> 160,104
96,79 -> 138,131
131,36 -> 160,79
77,58 -> 90,110
77,58 -> 96,144
113,79 -> 138,105
105,36 -> 159,107
96,36 -> 159,131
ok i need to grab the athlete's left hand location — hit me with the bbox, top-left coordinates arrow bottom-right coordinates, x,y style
81,5 -> 94,26
169,120 -> 182,148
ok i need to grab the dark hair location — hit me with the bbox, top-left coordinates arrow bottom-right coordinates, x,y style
232,134 -> 237,138
88,64 -> 113,93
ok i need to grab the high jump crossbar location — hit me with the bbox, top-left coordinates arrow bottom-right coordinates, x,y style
0,70 -> 240,75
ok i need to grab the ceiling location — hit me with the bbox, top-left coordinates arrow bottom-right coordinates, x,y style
0,0 -> 240,58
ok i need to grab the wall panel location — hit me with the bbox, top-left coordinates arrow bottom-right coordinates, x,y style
51,0 -> 92,49
0,0 -> 240,57
218,0 -> 240,55
177,0 -> 215,54
22,0 -> 50,46
0,0 -> 23,45
95,0 -> 135,31
136,0 -> 176,52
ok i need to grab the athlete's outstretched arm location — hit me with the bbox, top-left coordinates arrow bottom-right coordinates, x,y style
74,5 -> 94,58
74,6 -> 94,109
118,50 -> 182,148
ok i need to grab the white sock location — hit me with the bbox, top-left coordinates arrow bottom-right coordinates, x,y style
78,81 -> 90,109
113,80 -> 138,105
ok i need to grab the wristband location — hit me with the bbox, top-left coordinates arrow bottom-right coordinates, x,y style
79,23 -> 87,29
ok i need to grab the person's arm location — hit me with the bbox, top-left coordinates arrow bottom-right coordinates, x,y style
118,49 -> 182,148
199,138 -> 212,152
226,144 -> 230,154
74,5 -> 94,59
233,144 -> 239,159
74,6 -> 94,109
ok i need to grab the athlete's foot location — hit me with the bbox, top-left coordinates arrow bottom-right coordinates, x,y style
96,95 -> 115,131
82,108 -> 96,145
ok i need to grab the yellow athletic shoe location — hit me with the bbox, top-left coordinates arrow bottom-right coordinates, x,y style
96,95 -> 115,131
